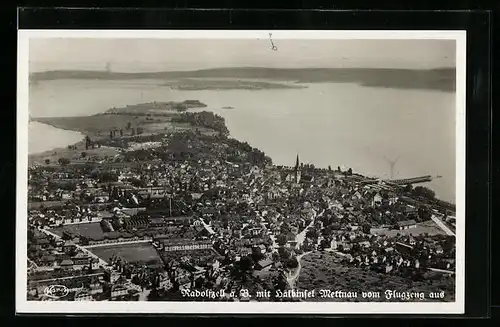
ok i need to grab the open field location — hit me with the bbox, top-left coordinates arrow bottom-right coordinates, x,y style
370,220 -> 446,237
29,102 -> 219,166
89,242 -> 162,266
51,222 -> 105,240
297,251 -> 455,302
33,113 -> 173,137
29,143 -> 120,167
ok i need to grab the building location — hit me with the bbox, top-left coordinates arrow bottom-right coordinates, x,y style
60,259 -> 74,270
294,154 -> 302,184
372,193 -> 383,206
74,290 -> 93,301
111,285 -> 129,299
73,252 -> 90,265
159,238 -> 213,252
165,216 -> 194,225
397,220 -> 417,230
148,217 -> 167,227
395,242 -> 414,254
254,259 -> 273,271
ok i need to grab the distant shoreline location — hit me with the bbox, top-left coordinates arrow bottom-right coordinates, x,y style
28,100 -> 455,209
30,67 -> 456,92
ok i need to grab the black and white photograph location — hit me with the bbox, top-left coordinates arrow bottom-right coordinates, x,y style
16,30 -> 466,314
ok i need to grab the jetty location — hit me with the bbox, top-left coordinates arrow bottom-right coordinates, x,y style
360,174 -> 438,186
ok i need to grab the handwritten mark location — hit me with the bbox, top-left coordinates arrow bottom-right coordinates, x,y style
269,33 -> 278,51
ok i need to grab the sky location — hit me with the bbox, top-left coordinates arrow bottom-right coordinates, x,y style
29,38 -> 456,72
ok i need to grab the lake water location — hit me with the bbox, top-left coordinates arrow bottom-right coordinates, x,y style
29,79 -> 456,203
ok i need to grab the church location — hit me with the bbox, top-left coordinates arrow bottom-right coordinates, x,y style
285,154 -> 302,184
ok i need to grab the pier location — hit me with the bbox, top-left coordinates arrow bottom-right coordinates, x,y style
386,175 -> 434,185
360,175 -> 436,186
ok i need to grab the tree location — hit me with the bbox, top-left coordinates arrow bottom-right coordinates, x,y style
130,177 -> 146,188
126,122 -> 132,130
44,159 -> 50,165
412,186 -> 435,199
286,256 -> 299,269
404,184 -> 413,193
85,136 -> 91,150
418,206 -> 432,221
62,231 -> 72,240
280,222 -> 291,234
58,158 -> 70,166
98,172 -> 118,183
80,236 -> 89,246
306,228 -> 319,239
328,165 -> 332,171
362,223 -> 371,234
81,152 -> 87,158
278,247 -> 291,260
251,247 -> 265,262
277,234 -> 288,246
239,255 -> 254,272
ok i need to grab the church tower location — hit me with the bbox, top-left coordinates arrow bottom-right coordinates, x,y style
294,154 -> 301,183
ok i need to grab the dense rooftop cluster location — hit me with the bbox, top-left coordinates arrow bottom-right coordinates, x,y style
27,108 -> 456,302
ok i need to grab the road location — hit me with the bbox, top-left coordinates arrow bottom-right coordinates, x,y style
30,272 -> 105,283
198,218 -> 215,235
431,215 -> 455,236
295,209 -> 325,249
260,220 -> 278,249
286,251 -> 312,289
83,239 -> 151,249
28,258 -> 39,268
429,267 -> 455,275
138,288 -> 151,301
37,227 -> 109,267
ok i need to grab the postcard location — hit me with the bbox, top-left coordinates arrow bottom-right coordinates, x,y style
17,30 -> 466,314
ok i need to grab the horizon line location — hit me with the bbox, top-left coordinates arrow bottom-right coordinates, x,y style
30,65 -> 457,74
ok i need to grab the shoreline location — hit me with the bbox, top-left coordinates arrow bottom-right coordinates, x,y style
27,103 -> 455,209
29,67 -> 456,92
28,121 -> 86,158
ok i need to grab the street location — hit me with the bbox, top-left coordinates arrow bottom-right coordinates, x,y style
431,215 -> 455,236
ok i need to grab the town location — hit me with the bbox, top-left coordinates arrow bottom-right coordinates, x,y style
26,106 -> 457,302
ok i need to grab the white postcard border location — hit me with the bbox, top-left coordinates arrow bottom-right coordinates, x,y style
16,29 -> 466,314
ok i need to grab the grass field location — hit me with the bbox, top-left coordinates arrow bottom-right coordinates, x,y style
51,222 -> 105,240
29,109 -> 214,166
297,251 -> 455,302
89,243 -> 163,266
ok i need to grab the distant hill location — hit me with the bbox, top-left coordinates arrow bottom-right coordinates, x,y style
29,67 -> 456,92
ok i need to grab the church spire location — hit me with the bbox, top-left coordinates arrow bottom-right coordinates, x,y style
294,154 -> 301,184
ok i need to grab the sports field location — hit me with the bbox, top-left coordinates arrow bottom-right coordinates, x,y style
51,222 -> 105,240
89,243 -> 163,266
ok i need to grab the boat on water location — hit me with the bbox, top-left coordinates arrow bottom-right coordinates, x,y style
222,106 -> 234,109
